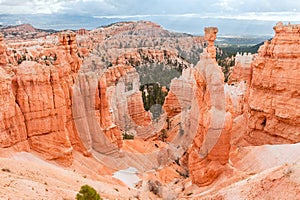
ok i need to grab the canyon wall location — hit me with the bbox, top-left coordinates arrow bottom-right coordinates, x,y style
0,31 -> 86,165
228,52 -> 254,84
187,22 -> 300,187
245,22 -> 300,145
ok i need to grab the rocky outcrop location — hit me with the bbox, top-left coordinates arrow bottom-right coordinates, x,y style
162,91 -> 181,118
245,22 -> 300,145
188,51 -> 232,187
96,64 -> 150,147
204,27 -> 218,59
163,69 -> 194,118
74,63 -> 152,152
0,33 -> 28,150
114,48 -> 190,69
127,91 -> 152,126
0,33 -> 8,66
0,67 -> 28,150
76,28 -> 89,36
228,52 -> 254,84
102,65 -> 151,129
0,31 -> 86,165
14,61 -> 72,163
188,28 -> 232,187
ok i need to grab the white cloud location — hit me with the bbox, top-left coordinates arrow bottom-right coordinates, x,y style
220,12 -> 300,22
0,0 -> 69,14
214,0 -> 236,11
94,12 -> 300,22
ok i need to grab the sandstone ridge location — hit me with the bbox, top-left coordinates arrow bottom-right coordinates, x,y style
244,22 -> 300,145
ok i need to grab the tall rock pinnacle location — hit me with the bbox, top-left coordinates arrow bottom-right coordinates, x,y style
204,27 -> 218,59
0,33 -> 8,66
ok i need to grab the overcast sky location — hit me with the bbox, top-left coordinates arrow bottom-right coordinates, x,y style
0,0 -> 300,35
0,0 -> 299,20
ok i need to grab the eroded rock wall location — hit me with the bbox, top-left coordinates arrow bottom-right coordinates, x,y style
0,31 -> 86,165
245,22 -> 300,145
228,52 -> 254,84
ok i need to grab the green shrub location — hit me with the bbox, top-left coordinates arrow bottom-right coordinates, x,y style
122,132 -> 134,140
76,185 -> 102,200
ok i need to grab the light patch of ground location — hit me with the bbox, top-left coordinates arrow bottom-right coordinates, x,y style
182,143 -> 300,199
0,152 -> 139,200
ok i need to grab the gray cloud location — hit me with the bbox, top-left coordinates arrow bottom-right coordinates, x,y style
0,0 -> 299,36
0,0 -> 300,16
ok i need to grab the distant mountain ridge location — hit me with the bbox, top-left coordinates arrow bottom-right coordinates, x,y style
0,23 -> 57,40
0,13 -> 281,35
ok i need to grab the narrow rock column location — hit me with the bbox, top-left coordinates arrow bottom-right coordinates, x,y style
204,27 -> 218,59
188,27 -> 232,187
0,33 -> 8,66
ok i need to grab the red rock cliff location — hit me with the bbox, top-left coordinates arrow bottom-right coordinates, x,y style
245,22 -> 300,145
228,52 -> 254,84
0,31 -> 86,165
0,33 -> 8,66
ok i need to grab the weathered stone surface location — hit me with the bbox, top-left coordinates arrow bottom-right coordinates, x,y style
163,69 -> 194,118
204,27 -> 218,59
162,91 -> 181,118
185,26 -> 234,187
245,22 -> 300,145
228,52 -> 254,84
0,31 -> 87,164
127,91 -> 151,126
188,50 -> 232,186
225,81 -> 247,118
0,33 -> 8,66
114,49 -> 190,69
0,67 -> 28,148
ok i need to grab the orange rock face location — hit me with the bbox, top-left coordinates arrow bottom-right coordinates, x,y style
0,33 -> 27,149
91,64 -> 152,148
76,28 -> 89,36
0,31 -> 86,165
127,91 -> 151,126
228,52 -> 254,84
162,69 -> 194,118
186,27 -> 232,186
245,22 -> 300,145
0,67 -> 28,149
204,27 -> 218,59
0,33 -> 8,66
188,50 -> 232,186
163,91 -> 181,118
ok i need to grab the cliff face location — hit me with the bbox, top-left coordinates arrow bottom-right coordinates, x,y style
228,52 -> 254,84
0,33 -> 27,149
245,22 -> 300,145
0,67 -> 28,150
0,33 -> 8,66
0,31 -> 86,165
